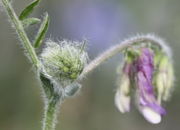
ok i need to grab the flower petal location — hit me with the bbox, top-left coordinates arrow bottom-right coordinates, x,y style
115,90 -> 130,113
141,106 -> 161,124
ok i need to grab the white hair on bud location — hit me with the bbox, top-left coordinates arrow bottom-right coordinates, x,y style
40,39 -> 88,86
144,33 -> 172,57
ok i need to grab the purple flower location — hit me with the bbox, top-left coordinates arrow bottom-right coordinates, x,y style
135,48 -> 166,123
115,48 -> 168,124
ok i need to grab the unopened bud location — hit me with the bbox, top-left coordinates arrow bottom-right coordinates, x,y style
115,58 -> 132,113
115,74 -> 131,113
154,54 -> 174,102
40,40 -> 88,86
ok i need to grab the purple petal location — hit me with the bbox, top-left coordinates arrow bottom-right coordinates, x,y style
135,48 -> 166,115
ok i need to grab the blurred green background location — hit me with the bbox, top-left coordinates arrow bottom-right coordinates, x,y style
0,0 -> 180,130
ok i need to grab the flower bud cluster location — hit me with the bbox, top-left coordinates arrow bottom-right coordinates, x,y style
40,40 -> 88,86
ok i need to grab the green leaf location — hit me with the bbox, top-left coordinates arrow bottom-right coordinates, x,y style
40,73 -> 54,99
34,13 -> 49,48
22,17 -> 41,28
19,0 -> 40,20
40,73 -> 62,101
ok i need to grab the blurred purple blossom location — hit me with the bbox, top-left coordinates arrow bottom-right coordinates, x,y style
115,48 -> 167,124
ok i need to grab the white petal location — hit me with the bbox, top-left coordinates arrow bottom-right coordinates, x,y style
141,107 -> 161,124
115,91 -> 130,113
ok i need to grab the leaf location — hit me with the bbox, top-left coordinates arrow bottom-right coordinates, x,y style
19,0 -> 40,20
22,17 -> 41,28
40,73 -> 62,101
33,13 -> 49,48
40,73 -> 54,98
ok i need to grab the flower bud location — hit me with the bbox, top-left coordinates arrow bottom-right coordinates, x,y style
115,48 -> 141,113
40,40 -> 88,86
115,57 -> 132,113
115,74 -> 131,113
154,54 -> 174,102
163,63 -> 174,101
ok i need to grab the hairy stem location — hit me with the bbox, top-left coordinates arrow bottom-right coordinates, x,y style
2,0 -> 40,68
41,76 -> 63,130
82,35 -> 163,76
43,99 -> 59,130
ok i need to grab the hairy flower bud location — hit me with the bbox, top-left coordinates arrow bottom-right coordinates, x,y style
40,40 -> 88,86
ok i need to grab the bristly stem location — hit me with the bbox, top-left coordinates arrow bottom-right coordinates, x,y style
42,88 -> 63,130
40,73 -> 63,130
43,100 -> 59,130
2,0 -> 62,129
2,0 -> 40,68
82,34 -> 165,76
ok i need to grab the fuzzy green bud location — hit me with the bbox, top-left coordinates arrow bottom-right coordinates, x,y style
40,40 -> 88,86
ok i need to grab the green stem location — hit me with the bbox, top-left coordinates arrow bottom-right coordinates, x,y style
2,0 -> 40,68
81,35 -> 163,76
41,75 -> 62,130
43,100 -> 59,130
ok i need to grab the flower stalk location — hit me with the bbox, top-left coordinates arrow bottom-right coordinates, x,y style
82,34 -> 167,76
43,100 -> 59,130
2,0 -> 40,68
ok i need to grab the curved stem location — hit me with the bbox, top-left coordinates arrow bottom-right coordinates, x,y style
82,35 -> 163,76
2,0 -> 40,68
